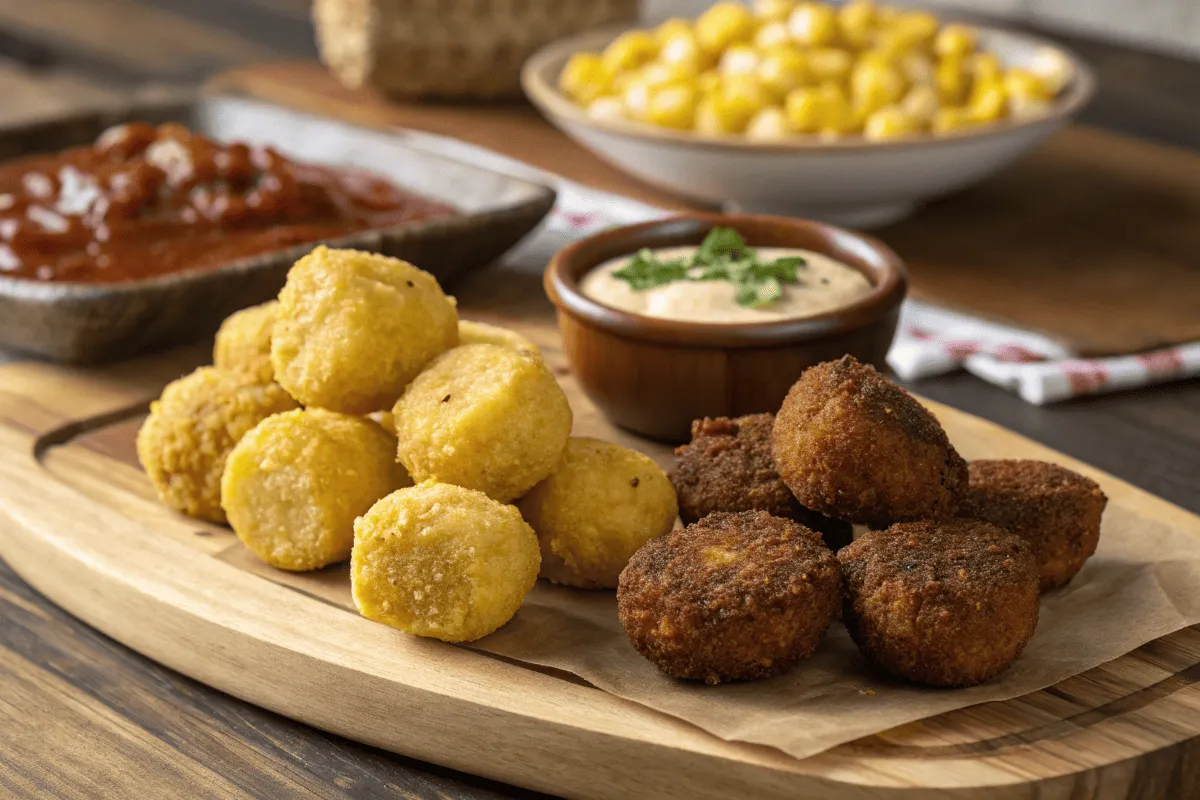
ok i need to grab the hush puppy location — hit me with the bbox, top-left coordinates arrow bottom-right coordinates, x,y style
458,319 -> 540,357
136,366 -> 299,523
671,413 -> 853,550
839,520 -> 1040,688
771,356 -> 968,526
351,482 -> 540,642
617,511 -> 842,684
271,246 -> 458,414
960,459 -> 1107,591
213,300 -> 278,383
221,408 -> 410,571
393,343 -> 572,503
519,437 -> 678,589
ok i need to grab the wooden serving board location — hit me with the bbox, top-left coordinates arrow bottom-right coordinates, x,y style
2,316 -> 1200,799
209,61 -> 1200,357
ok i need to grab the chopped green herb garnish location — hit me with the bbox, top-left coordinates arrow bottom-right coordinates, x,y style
611,227 -> 806,309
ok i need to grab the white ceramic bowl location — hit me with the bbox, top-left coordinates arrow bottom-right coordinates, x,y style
523,26 -> 1094,228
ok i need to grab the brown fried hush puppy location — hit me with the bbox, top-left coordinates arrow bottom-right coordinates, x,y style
960,459 -> 1107,591
617,511 -> 842,685
839,520 -> 1040,688
771,356 -> 968,526
671,413 -> 853,550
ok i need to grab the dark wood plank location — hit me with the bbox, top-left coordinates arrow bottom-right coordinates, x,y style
0,554 -> 549,800
901,374 -> 1200,515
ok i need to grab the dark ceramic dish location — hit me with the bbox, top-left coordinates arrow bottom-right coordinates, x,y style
545,213 -> 907,442
0,96 -> 556,363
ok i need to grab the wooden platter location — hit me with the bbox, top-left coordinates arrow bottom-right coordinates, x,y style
210,62 -> 1200,357
1,317 -> 1199,799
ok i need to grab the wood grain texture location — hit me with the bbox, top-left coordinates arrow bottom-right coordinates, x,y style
209,61 -> 1200,357
2,319 -> 1200,799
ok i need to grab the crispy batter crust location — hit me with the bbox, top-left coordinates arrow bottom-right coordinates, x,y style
670,413 -> 853,550
960,459 -> 1106,591
617,511 -> 842,684
839,519 -> 1040,687
771,356 -> 967,525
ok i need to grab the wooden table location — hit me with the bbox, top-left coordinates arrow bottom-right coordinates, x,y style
1,3 -> 1199,798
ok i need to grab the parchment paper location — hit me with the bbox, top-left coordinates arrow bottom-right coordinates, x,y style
218,503 -> 1200,761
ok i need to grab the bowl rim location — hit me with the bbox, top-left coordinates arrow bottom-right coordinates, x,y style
522,23 -> 1096,153
544,212 -> 908,348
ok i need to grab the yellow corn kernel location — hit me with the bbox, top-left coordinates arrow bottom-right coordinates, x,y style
807,47 -> 853,83
720,44 -> 762,78
559,52 -> 612,105
932,105 -> 977,134
659,29 -> 706,73
711,75 -> 768,132
745,106 -> 790,140
900,52 -> 935,86
586,96 -> 627,122
695,2 -> 756,55
935,55 -> 969,105
698,69 -> 723,95
757,47 -> 808,98
754,20 -> 791,50
934,24 -> 977,59
657,55 -> 703,82
753,0 -> 796,22
788,3 -> 839,47
694,96 -> 727,135
1030,46 -> 1073,94
900,83 -> 938,124
890,10 -> 940,52
851,59 -> 906,115
784,86 -> 823,132
602,31 -> 659,73
967,77 -> 1007,123
1004,68 -> 1052,102
864,105 -> 920,140
647,83 -> 700,129
838,0 -> 877,48
621,67 -> 672,120
654,18 -> 694,46
818,81 -> 858,134
970,52 -> 1002,84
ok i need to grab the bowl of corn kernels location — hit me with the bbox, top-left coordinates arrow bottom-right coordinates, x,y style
522,0 -> 1094,227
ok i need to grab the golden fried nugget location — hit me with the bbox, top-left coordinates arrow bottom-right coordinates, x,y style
519,437 -> 678,589
213,300 -> 278,383
618,511 -> 842,684
771,356 -> 967,525
352,482 -> 540,642
221,409 -> 410,571
136,366 -> 298,523
458,319 -> 540,357
271,246 -> 458,414
960,459 -> 1107,591
393,343 -> 572,503
839,519 -> 1040,687
670,413 -> 853,550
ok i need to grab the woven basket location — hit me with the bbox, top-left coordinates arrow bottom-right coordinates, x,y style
314,0 -> 640,100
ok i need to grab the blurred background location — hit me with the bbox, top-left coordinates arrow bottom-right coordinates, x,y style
0,0 -> 1197,148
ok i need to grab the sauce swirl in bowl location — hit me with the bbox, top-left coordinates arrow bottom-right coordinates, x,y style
581,245 -> 872,324
0,122 -> 455,283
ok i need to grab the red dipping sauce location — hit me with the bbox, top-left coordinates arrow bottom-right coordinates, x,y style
0,122 -> 456,283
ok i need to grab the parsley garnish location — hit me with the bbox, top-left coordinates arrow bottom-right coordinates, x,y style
611,227 -> 806,309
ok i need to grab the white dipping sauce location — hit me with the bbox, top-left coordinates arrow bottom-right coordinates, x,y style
579,246 -> 873,324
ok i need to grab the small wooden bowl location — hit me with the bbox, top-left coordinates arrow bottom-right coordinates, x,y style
544,213 -> 907,442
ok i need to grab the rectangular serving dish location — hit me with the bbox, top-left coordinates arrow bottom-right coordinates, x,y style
0,96 -> 556,363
